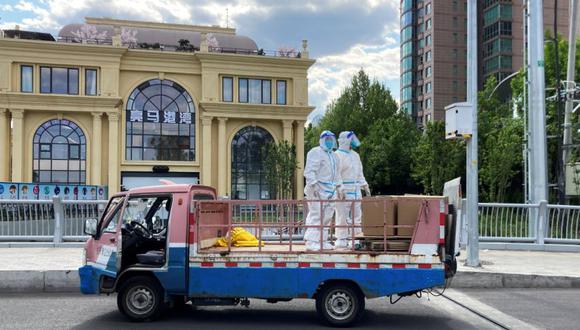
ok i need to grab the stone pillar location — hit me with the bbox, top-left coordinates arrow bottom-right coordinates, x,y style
295,121 -> 305,200
0,109 -> 9,180
91,112 -> 103,185
217,117 -> 228,196
282,120 -> 294,142
201,116 -> 213,186
10,109 -> 24,182
107,112 -> 120,193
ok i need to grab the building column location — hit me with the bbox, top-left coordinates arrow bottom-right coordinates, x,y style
91,112 -> 103,185
217,117 -> 228,196
295,121 -> 305,200
107,112 -> 120,193
0,109 -> 9,181
10,109 -> 24,182
201,116 -> 213,186
282,120 -> 294,142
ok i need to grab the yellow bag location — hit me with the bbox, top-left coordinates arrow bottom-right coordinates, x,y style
215,227 -> 264,247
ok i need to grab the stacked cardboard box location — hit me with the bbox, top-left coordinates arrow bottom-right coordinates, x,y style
361,195 -> 445,238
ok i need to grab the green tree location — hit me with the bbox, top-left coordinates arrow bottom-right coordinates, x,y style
264,141 -> 298,199
305,69 -> 413,194
362,113 -> 420,194
411,121 -> 465,195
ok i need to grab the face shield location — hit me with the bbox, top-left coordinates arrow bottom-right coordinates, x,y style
349,132 -> 361,148
338,131 -> 351,150
319,130 -> 337,151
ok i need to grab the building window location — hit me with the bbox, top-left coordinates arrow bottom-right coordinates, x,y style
276,80 -> 287,105
426,82 -> 432,93
453,17 -> 458,28
222,77 -> 233,102
453,49 -> 459,60
426,19 -> 432,30
425,50 -> 432,62
402,86 -> 413,102
425,35 -> 432,46
426,3 -> 432,14
231,126 -> 274,200
40,67 -> 79,95
453,0 -> 458,11
85,69 -> 97,96
402,26 -> 413,42
425,66 -> 432,77
453,80 -> 458,91
238,78 -> 271,104
21,65 -> 33,93
33,119 -> 86,184
401,11 -> 413,27
125,79 -> 196,161
426,98 -> 432,109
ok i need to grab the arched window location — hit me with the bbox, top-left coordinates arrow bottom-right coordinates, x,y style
125,79 -> 195,161
231,126 -> 273,200
33,119 -> 86,184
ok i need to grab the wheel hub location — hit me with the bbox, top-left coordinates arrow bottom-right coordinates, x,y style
127,287 -> 155,315
326,291 -> 354,320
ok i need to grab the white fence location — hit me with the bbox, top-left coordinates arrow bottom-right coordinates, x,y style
0,197 -> 108,242
459,200 -> 580,249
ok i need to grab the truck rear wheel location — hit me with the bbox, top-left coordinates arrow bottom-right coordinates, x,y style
315,283 -> 365,327
117,276 -> 164,322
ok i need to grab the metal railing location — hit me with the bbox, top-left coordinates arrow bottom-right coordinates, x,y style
459,200 -> 580,246
0,197 -> 108,242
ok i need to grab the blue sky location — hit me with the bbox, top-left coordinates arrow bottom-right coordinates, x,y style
0,0 -> 401,120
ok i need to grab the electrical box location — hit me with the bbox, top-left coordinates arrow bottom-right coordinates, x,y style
445,102 -> 473,139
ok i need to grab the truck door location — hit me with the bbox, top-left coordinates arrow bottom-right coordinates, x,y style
93,196 -> 125,276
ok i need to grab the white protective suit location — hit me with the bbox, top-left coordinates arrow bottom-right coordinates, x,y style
334,131 -> 370,246
303,131 -> 343,250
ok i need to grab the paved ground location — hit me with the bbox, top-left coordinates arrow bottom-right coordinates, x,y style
2,248 -> 579,278
458,289 -> 580,330
456,250 -> 580,277
0,293 -> 502,330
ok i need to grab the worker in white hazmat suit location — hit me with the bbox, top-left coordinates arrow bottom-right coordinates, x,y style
303,131 -> 344,251
334,131 -> 371,249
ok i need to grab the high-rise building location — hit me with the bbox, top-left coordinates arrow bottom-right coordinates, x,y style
400,0 -> 576,127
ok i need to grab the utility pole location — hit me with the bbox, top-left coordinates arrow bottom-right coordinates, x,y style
527,0 -> 549,214
563,0 -> 578,183
465,0 -> 480,267
554,0 -> 566,204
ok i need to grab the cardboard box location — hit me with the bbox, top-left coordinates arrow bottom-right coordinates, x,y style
361,196 -> 396,236
396,197 -> 424,237
397,195 -> 446,237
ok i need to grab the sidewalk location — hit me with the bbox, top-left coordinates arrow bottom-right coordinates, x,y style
0,248 -> 578,292
453,249 -> 580,288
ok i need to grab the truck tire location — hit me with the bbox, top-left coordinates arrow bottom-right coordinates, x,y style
315,283 -> 365,327
117,275 -> 164,322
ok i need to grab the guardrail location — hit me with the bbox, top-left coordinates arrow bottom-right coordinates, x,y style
459,200 -> 580,248
0,197 -> 108,243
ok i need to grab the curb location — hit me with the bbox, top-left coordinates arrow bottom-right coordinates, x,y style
450,271 -> 580,289
0,270 -> 79,293
0,270 -> 579,293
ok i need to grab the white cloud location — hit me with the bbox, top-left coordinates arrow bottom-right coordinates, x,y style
308,39 -> 400,121
2,0 -> 402,119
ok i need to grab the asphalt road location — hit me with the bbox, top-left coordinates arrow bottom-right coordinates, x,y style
0,292 -> 500,330
458,289 -> 580,330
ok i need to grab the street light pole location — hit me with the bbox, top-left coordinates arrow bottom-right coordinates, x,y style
527,0 -> 549,221
465,0 -> 480,267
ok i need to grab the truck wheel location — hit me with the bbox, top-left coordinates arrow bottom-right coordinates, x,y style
315,284 -> 365,327
117,276 -> 164,322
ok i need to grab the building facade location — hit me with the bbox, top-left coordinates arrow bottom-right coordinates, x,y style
400,0 -> 576,126
0,18 -> 314,199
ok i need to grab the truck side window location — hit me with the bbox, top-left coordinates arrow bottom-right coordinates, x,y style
99,196 -> 124,232
103,206 -> 123,233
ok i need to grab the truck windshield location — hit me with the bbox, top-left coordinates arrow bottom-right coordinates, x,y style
122,196 -> 172,233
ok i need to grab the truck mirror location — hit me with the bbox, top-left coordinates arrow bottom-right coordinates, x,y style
84,218 -> 98,236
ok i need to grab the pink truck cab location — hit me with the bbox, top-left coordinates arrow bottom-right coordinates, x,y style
80,183 -> 457,327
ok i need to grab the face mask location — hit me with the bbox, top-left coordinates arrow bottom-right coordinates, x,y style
351,139 -> 361,148
324,139 -> 334,150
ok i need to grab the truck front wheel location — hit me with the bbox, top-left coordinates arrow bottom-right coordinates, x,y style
315,283 -> 365,327
117,276 -> 164,322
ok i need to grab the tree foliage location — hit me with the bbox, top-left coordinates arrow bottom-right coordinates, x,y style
264,141 -> 298,200
411,121 -> 465,195
305,70 -> 417,194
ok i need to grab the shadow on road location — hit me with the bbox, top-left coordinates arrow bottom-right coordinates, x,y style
71,304 -> 455,329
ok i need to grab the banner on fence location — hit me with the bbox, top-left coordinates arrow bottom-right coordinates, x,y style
0,182 -> 108,200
